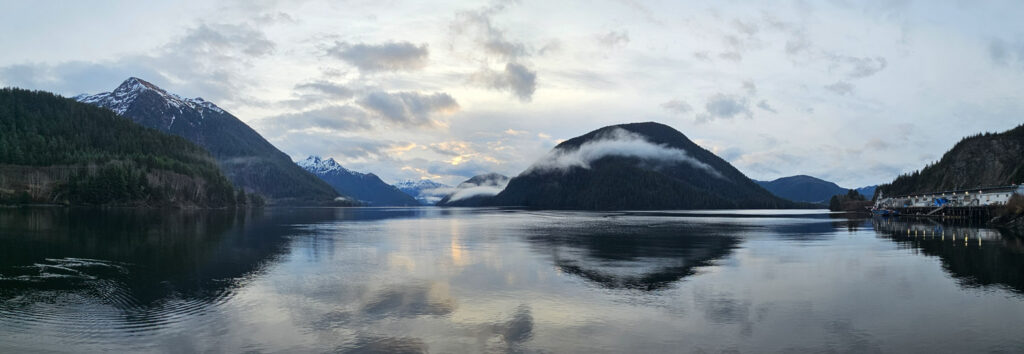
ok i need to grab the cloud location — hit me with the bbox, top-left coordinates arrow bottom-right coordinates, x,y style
263,104 -> 372,132
446,185 -> 505,202
840,56 -> 888,79
697,93 -> 752,122
183,23 -> 275,57
742,81 -> 757,95
527,128 -> 723,179
661,99 -> 693,115
471,62 -> 537,102
756,100 -> 777,113
443,173 -> 510,202
294,80 -> 355,99
451,2 -> 540,103
596,30 -> 630,48
824,81 -> 854,95
357,91 -> 460,126
0,23 -> 275,105
989,38 -> 1024,67
254,12 -> 297,25
718,52 -> 743,61
325,41 -> 429,72
452,4 -> 528,60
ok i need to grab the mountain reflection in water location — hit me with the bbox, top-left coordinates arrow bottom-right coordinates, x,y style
872,217 -> 1024,294
522,219 -> 742,290
1,208 -> 1023,353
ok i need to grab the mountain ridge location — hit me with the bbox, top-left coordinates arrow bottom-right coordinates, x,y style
298,155 -> 419,206
76,77 -> 343,205
754,175 -> 876,204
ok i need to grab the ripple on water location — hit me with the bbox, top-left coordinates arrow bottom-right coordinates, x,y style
0,257 -> 235,350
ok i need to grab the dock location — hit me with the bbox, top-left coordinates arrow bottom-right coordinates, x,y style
873,184 -> 1023,220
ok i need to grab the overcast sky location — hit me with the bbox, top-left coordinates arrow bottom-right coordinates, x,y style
2,0 -> 1022,187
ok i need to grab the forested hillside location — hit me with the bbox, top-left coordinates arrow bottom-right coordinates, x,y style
77,78 -> 343,205
489,122 -> 798,210
877,124 -> 1024,197
0,88 -> 256,207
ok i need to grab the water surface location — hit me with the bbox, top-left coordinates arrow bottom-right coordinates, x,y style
1,207 -> 1023,353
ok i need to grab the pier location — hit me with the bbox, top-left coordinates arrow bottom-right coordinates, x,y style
873,184 -> 1024,220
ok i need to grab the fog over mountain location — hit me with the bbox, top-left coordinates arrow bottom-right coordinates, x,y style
486,122 -> 797,210
436,173 -> 510,207
393,180 -> 451,205
526,128 -> 723,179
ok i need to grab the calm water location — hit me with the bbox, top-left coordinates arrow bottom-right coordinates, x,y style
1,208 -> 1023,353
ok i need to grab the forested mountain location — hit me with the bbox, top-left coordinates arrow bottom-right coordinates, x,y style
298,156 -> 419,206
76,77 -> 343,205
435,173 -> 509,207
0,88 -> 253,207
487,122 -> 797,210
393,179 -> 451,205
755,175 -> 846,204
856,185 -> 877,199
877,124 -> 1024,197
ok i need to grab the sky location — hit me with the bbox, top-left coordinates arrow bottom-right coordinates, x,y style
1,0 -> 1022,188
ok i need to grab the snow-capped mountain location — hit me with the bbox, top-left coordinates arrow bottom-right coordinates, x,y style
394,179 -> 452,205
298,156 -> 420,206
75,77 -> 224,129
76,77 -> 342,205
297,155 -> 353,175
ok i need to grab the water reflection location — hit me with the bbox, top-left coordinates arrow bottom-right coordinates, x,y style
872,217 -> 1024,293
522,218 -> 743,291
0,207 -> 340,350
2,208 -> 1024,353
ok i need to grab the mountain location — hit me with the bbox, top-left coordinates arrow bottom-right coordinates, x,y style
394,179 -> 451,205
755,175 -> 879,204
855,185 -> 877,199
435,173 -> 510,207
755,175 -> 847,204
298,156 -> 419,206
0,88 -> 246,207
76,77 -> 342,205
486,122 -> 797,210
877,124 -> 1024,197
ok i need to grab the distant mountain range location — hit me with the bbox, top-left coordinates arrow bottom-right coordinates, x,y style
298,156 -> 419,206
76,78 -> 343,205
877,124 -> 1024,197
0,88 -> 240,207
436,173 -> 510,207
485,122 -> 798,210
393,180 -> 451,205
755,175 -> 877,204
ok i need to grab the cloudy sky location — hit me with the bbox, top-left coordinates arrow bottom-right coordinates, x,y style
2,0 -> 1022,187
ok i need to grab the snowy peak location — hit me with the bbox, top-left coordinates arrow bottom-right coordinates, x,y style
298,156 -> 420,206
297,155 -> 353,175
75,77 -> 225,117
394,179 -> 449,190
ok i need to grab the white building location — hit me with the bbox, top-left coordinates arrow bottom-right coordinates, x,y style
874,184 -> 1023,209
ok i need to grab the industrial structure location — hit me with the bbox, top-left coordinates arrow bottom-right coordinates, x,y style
872,184 -> 1024,219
